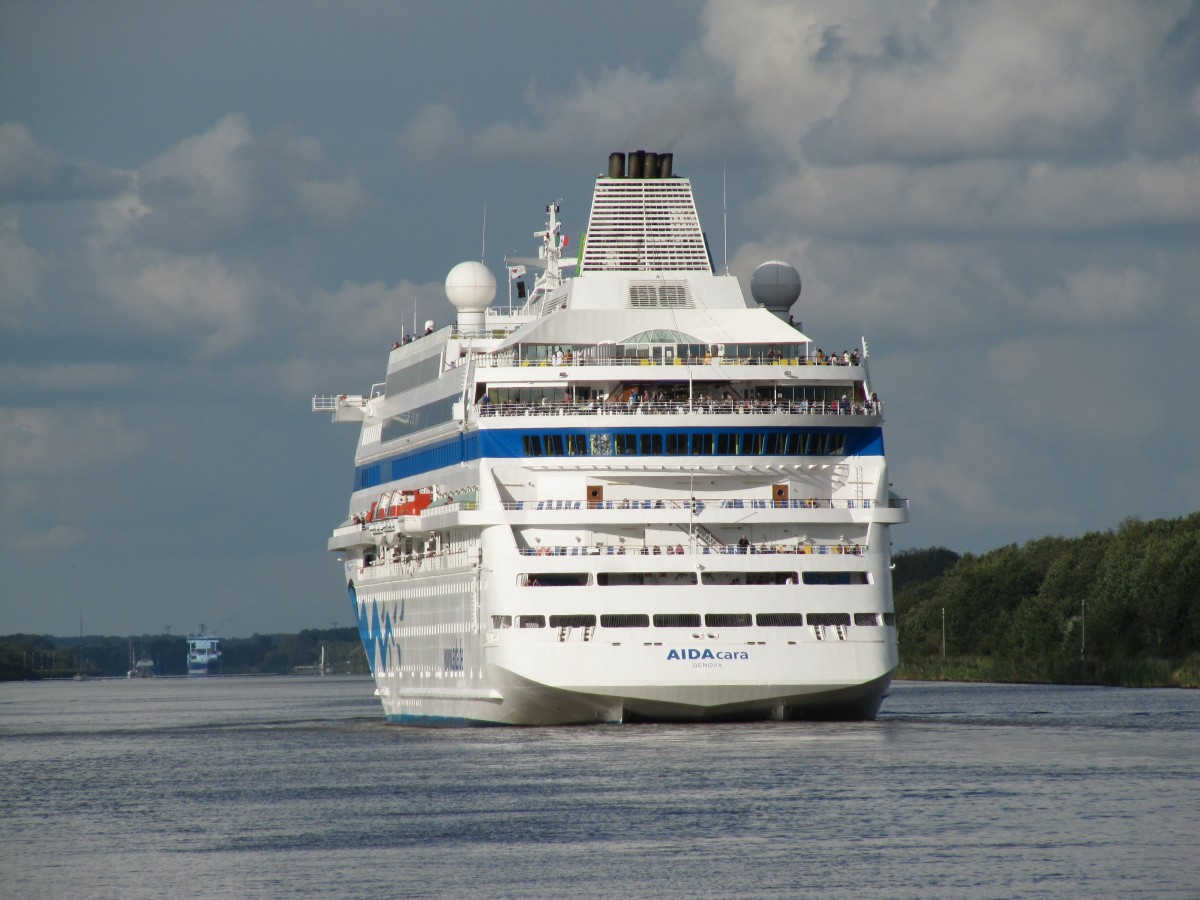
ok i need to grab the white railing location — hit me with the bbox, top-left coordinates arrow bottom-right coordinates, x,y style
499,498 -> 904,511
312,394 -> 367,412
356,548 -> 473,579
474,355 -> 861,369
338,495 -> 905,532
517,543 -> 867,557
478,399 -> 882,418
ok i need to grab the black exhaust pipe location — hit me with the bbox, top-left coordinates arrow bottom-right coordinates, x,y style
629,150 -> 645,178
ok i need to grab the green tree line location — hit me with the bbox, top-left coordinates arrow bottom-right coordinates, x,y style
0,627 -> 368,681
7,512 -> 1198,685
893,512 -> 1200,687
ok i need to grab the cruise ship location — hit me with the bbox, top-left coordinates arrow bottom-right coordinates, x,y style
314,151 -> 908,725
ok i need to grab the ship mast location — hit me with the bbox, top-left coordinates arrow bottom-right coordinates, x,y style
505,200 -> 577,306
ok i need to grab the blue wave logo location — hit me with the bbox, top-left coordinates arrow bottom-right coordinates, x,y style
349,582 -> 401,673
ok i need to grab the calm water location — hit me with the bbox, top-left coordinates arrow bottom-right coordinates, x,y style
2,677 -> 1197,899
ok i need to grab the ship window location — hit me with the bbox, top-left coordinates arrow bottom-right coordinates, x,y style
518,615 -> 545,628
599,572 -> 643,586
883,613 -> 896,626
653,613 -> 701,627
757,613 -> 804,627
504,427 -> 865,461
701,571 -> 797,585
600,614 -> 650,628
705,613 -> 752,627
491,615 -> 512,628
384,354 -> 443,397
381,395 -> 457,444
808,613 -> 852,626
589,433 -> 613,456
803,572 -> 869,585
598,573 -> 697,586
854,613 -> 880,626
523,573 -> 588,588
549,615 -> 597,628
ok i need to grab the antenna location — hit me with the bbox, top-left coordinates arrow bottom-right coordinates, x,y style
722,162 -> 729,275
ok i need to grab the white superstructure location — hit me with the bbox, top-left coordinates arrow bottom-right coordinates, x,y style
314,151 -> 908,725
186,632 -> 221,676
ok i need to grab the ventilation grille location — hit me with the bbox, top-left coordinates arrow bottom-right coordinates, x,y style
627,281 -> 693,308
580,178 -> 712,273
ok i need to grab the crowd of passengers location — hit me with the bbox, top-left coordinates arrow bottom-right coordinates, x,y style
524,347 -> 862,367
480,389 -> 882,415
359,540 -> 864,568
522,541 -> 864,557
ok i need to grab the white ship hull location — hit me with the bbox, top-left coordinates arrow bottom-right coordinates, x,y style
318,151 -> 908,725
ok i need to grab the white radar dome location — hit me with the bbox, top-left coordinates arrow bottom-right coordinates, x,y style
444,261 -> 497,311
750,261 -> 801,317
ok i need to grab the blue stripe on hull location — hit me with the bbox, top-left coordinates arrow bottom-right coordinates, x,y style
356,425 -> 885,488
384,712 -> 508,728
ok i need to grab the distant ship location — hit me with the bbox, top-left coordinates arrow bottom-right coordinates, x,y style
315,150 -> 908,725
186,631 -> 222,676
127,640 -> 157,678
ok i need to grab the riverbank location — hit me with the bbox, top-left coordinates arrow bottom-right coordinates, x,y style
896,654 -> 1200,688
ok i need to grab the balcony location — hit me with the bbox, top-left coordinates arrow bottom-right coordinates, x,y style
478,398 -> 882,418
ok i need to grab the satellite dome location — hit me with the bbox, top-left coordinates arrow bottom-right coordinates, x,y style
444,261 -> 496,312
750,261 -> 801,316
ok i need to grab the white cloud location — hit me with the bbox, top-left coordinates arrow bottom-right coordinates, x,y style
8,524 -> 86,554
1027,265 -> 1162,327
395,104 -> 468,161
701,0 -> 1195,162
902,415 -> 1065,530
0,121 -> 132,201
67,116 -> 374,358
296,178 -> 371,227
301,278 -> 450,352
0,217 -> 43,326
0,407 -> 141,477
133,114 -> 369,250
984,335 -> 1166,440
95,246 -> 260,359
0,363 -> 136,392
754,156 -> 1200,239
398,66 -> 736,164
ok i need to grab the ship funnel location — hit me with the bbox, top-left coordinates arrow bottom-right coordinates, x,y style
629,150 -> 646,179
609,150 -> 673,179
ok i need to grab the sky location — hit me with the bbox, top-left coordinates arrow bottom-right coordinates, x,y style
2,0 -> 1199,638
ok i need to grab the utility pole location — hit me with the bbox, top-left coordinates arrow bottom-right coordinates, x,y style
1081,597 -> 1086,661
941,607 -> 946,659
